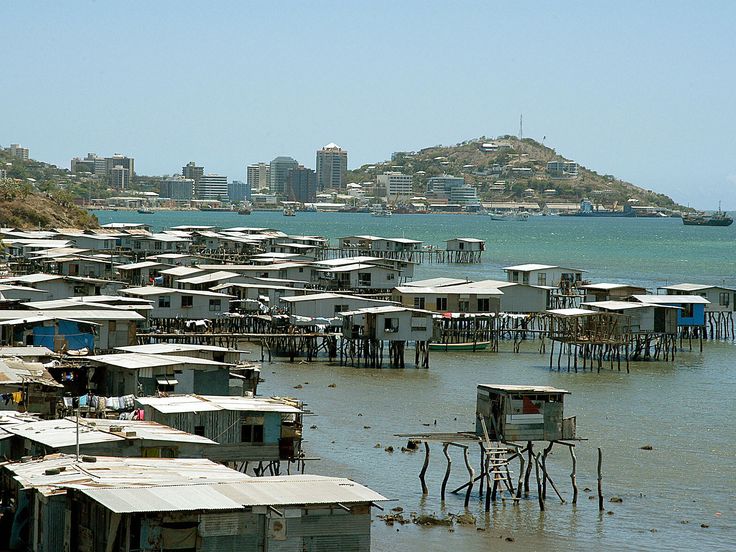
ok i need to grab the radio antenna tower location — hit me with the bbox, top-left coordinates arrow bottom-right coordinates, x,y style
519,113 -> 523,140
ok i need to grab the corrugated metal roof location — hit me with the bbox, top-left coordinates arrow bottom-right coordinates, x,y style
116,343 -> 241,354
660,283 -> 734,292
633,294 -> 710,305
87,353 -> 235,370
546,308 -> 598,316
478,384 -> 570,394
4,454 -> 249,496
136,394 -> 302,414
0,417 -> 217,448
0,310 -> 143,321
77,475 -> 386,513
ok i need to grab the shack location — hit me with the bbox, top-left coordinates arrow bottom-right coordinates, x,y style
122,286 -> 235,320
475,384 -> 576,442
0,417 -> 217,460
280,293 -> 396,319
0,358 -> 63,417
659,283 -> 736,313
64,474 -> 384,552
340,305 -> 433,368
504,264 -> 585,289
444,237 -> 485,263
0,455 -> 251,552
86,352 -> 235,396
579,282 -> 648,302
632,294 -> 709,327
136,394 -> 304,466
581,300 -> 678,334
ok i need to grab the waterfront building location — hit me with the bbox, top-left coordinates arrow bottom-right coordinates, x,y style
659,283 -> 736,313
197,173 -> 228,200
581,300 -> 678,334
476,384 -> 576,441
579,282 -> 648,303
70,153 -> 105,174
632,294 -> 710,328
269,156 -> 299,195
228,179 -> 250,202
503,263 -> 585,288
449,184 -> 479,205
280,292 -> 396,319
393,282 -> 502,313
159,175 -> 195,201
316,142 -> 348,190
286,165 -> 317,203
7,143 -> 29,160
137,394 -> 304,463
122,286 -> 234,319
246,161 -> 270,190
426,174 -> 465,197
377,171 -> 413,199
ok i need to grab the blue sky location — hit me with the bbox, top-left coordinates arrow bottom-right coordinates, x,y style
2,1 -> 734,208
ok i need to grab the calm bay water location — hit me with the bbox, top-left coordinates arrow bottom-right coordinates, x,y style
94,210 -> 736,551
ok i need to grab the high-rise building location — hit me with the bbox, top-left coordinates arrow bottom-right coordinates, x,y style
110,165 -> 130,190
269,156 -> 299,196
377,172 -> 413,198
286,165 -> 317,203
8,144 -> 29,160
316,143 -> 347,191
105,154 -> 134,179
197,174 -> 228,200
228,180 -> 250,203
159,176 -> 195,201
246,162 -> 270,191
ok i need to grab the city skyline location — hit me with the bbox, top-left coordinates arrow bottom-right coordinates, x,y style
2,1 -> 735,208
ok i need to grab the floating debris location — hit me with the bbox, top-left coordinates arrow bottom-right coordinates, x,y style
413,514 -> 452,527
610,496 -> 623,503
385,446 -> 394,453
328,383 -> 337,388
640,444 -> 654,450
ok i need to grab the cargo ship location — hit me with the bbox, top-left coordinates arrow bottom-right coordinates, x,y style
682,204 -> 733,227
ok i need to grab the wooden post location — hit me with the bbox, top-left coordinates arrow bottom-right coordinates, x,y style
441,443 -> 451,501
478,442 -> 485,498
524,441 -> 534,493
541,442 -> 553,499
597,447 -> 604,512
463,446 -> 474,508
570,446 -> 578,505
516,452 -> 525,500
534,452 -> 545,511
419,442 -> 430,495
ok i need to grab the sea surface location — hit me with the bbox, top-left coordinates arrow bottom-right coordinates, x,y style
93,210 -> 736,551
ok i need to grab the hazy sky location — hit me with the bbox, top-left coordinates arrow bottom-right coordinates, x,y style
2,1 -> 734,208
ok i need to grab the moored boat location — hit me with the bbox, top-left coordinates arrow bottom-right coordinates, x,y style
428,340 -> 491,351
682,203 -> 732,226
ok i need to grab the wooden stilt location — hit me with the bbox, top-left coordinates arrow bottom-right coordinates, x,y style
441,443 -> 451,502
597,447 -> 604,512
534,452 -> 545,511
463,446 -> 474,508
570,446 -> 578,505
419,441 -> 430,495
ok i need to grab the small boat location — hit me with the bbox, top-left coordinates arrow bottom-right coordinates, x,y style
137,208 -> 154,214
283,206 -> 296,216
429,340 -> 492,351
682,202 -> 733,226
371,206 -> 392,217
488,210 -> 529,221
237,208 -> 252,215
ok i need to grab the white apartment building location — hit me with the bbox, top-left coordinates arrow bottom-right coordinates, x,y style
377,172 -> 413,198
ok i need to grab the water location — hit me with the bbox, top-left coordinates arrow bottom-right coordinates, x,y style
93,210 -> 736,551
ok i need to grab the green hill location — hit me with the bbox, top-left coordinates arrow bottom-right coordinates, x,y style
346,136 -> 682,210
